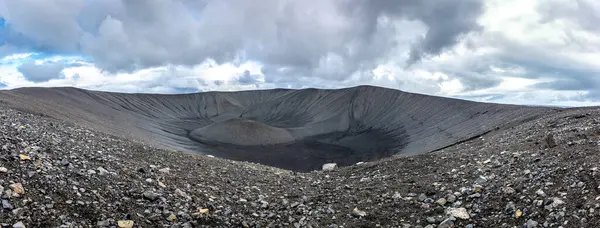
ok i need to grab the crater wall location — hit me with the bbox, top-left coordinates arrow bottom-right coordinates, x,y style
0,86 -> 553,171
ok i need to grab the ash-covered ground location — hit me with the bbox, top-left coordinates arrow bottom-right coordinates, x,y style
2,100 -> 600,227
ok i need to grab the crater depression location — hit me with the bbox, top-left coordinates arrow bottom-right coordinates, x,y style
0,86 -> 551,171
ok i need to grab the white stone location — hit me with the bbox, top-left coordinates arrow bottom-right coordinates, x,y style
446,207 -> 470,219
159,167 -> 170,173
351,207 -> 367,217
97,167 -> 109,175
536,189 -> 546,197
322,163 -> 337,171
13,221 -> 26,228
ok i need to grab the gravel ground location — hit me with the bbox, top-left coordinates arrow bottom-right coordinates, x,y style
2,103 -> 600,227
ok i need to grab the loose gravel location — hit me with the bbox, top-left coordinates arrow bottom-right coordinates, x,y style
2,104 -> 600,227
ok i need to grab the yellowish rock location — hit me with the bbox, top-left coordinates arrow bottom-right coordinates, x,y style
10,183 -> 24,195
515,209 -> 523,218
193,208 -> 210,215
117,220 -> 134,228
19,154 -> 31,161
473,184 -> 482,193
167,213 -> 177,222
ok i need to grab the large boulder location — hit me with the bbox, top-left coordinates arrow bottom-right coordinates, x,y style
322,163 -> 337,171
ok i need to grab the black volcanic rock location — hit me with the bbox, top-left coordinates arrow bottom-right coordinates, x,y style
0,86 -> 551,171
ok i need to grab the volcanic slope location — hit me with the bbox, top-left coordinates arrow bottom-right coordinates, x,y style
0,86 -> 552,171
3,93 -> 600,227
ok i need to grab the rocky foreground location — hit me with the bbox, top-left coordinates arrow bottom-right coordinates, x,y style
1,103 -> 600,227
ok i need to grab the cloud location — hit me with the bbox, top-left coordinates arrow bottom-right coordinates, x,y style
537,0 -> 600,32
18,60 -> 65,82
213,80 -> 224,86
2,0 -> 600,107
1,0 -> 83,53
237,70 -> 260,86
1,0 -> 483,80
388,0 -> 484,66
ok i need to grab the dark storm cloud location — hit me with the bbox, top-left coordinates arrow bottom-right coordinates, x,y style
494,46 -> 600,93
392,0 -> 484,66
1,0 -> 484,81
1,0 -> 83,53
455,71 -> 503,91
18,60 -> 65,82
424,52 -> 504,91
534,77 -> 600,91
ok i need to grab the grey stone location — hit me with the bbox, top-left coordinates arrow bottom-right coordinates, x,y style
436,198 -> 447,206
12,208 -> 23,216
475,176 -> 487,184
468,193 -> 481,198
505,202 -> 516,215
12,222 -> 26,228
545,134 -> 557,148
438,217 -> 456,228
426,217 -> 436,224
96,220 -> 109,227
322,163 -> 337,171
502,186 -> 516,194
446,194 -> 457,203
143,191 -> 161,201
536,189 -> 546,197
2,200 -> 13,210
424,198 -> 435,204
526,219 -> 538,228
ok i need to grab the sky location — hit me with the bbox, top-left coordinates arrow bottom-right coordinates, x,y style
0,0 -> 599,107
